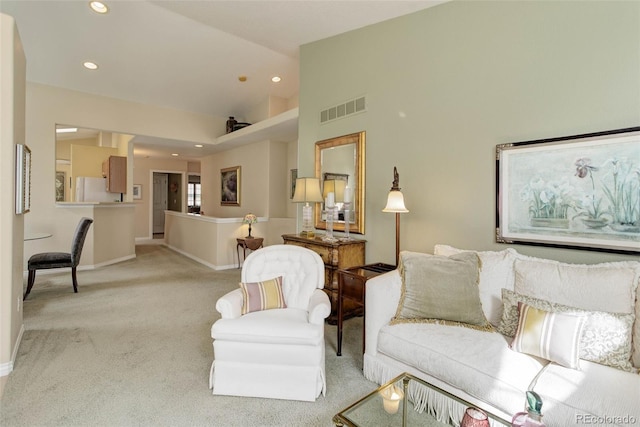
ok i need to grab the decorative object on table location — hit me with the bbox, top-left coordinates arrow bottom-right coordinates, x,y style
243,213 -> 258,238
132,184 -> 142,200
225,116 -> 237,133
322,190 -> 338,242
292,177 -> 323,238
511,391 -> 546,427
461,407 -> 490,427
379,383 -> 404,414
220,166 -> 241,206
382,166 -> 409,266
15,144 -> 31,214
340,185 -> 354,241
496,126 -> 640,254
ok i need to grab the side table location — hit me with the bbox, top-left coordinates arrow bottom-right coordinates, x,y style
236,237 -> 264,268
337,262 -> 396,356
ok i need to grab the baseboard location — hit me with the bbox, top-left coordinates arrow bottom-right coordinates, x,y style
0,324 -> 24,377
135,237 -> 164,245
88,254 -> 136,270
163,244 -> 236,271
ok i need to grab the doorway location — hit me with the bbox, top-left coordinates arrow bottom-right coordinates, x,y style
153,173 -> 168,237
152,172 -> 183,238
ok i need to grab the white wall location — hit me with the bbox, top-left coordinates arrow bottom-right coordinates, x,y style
299,1 -> 639,265
0,13 -> 26,396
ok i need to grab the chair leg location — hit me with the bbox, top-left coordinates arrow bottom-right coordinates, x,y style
71,267 -> 78,293
24,270 -> 36,300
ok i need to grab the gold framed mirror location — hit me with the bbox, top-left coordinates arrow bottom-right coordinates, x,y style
314,131 -> 365,234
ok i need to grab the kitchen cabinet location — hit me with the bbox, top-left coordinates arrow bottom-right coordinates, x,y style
102,155 -> 127,194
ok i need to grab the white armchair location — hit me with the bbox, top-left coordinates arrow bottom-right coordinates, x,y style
209,244 -> 331,401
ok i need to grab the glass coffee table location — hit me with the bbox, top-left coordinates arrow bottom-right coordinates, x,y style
333,373 -> 511,427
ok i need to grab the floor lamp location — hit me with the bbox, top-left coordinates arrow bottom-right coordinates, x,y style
382,167 -> 409,266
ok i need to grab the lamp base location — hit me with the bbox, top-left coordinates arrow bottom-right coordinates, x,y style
299,230 -> 315,238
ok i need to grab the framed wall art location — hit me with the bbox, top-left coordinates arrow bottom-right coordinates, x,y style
221,165 -> 240,206
290,168 -> 298,199
55,171 -> 66,202
16,144 -> 31,214
496,127 -> 640,254
133,184 -> 142,200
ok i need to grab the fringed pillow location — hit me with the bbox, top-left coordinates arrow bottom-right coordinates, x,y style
391,251 -> 493,331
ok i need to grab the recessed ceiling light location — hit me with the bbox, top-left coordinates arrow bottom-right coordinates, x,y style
56,127 -> 78,134
171,153 -> 179,157
195,144 -> 203,148
89,1 -> 109,14
271,76 -> 282,83
83,61 -> 98,70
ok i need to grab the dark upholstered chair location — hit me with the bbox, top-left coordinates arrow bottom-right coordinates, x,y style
24,217 -> 94,300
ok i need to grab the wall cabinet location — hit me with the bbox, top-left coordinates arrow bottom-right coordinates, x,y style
282,234 -> 365,324
102,155 -> 127,194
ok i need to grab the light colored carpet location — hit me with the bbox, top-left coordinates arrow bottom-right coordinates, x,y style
0,245 -> 378,427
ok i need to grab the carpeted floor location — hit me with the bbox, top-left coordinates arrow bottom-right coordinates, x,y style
0,245 -> 378,427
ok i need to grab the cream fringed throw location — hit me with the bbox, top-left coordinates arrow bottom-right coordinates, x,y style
391,251 -> 493,331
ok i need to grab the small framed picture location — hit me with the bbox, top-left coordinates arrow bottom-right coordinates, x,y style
221,166 -> 241,206
290,168 -> 298,199
133,184 -> 142,200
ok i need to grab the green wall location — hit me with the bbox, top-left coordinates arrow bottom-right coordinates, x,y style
299,0 -> 639,265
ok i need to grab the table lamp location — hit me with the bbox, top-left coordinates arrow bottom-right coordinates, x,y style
243,213 -> 258,238
292,177 -> 323,238
382,167 -> 409,266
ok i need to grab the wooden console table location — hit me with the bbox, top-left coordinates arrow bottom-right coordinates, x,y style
337,263 -> 396,356
282,234 -> 365,324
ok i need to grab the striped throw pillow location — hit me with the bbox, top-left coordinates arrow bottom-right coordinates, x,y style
240,276 -> 286,315
510,302 -> 585,369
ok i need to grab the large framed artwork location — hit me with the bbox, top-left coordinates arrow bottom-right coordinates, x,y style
496,127 -> 640,254
221,165 -> 240,206
16,144 -> 31,214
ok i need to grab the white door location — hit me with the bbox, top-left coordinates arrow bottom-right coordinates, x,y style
153,173 -> 168,234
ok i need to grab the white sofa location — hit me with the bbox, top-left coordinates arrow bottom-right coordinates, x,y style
363,245 -> 640,426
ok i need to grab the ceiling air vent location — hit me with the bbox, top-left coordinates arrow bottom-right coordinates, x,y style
320,96 -> 366,124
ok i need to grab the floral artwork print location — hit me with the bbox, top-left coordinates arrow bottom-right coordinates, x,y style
497,128 -> 639,253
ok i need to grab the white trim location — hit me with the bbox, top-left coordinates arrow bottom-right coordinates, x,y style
164,211 -> 267,224
90,254 -> 136,269
1,324 -> 24,377
164,244 -> 236,271
135,237 -> 164,245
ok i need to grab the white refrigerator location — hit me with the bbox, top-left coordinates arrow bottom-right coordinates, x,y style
75,177 -> 120,202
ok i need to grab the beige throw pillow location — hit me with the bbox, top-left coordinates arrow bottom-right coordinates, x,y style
391,251 -> 492,330
498,288 -> 636,372
510,302 -> 585,370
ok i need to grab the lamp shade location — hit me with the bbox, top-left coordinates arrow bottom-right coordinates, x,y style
323,179 -> 347,202
292,177 -> 323,203
243,213 -> 257,225
382,190 -> 409,213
